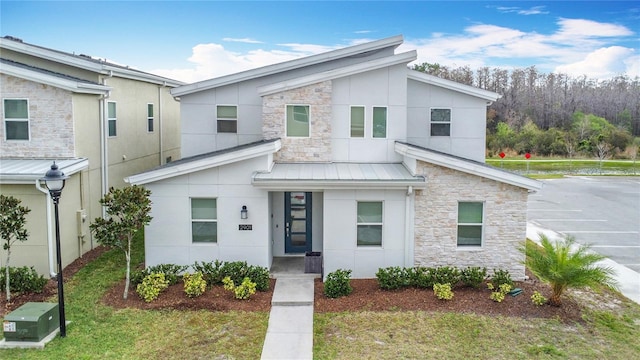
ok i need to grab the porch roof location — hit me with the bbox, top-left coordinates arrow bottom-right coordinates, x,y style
0,158 -> 89,184
252,162 -> 426,190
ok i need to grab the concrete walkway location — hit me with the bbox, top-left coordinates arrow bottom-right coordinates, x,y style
261,276 -> 315,360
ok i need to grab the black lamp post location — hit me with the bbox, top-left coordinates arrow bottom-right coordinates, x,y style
41,162 -> 68,338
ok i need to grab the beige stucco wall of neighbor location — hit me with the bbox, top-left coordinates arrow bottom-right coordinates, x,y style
0,74 -> 75,157
413,161 -> 528,280
263,81 -> 332,162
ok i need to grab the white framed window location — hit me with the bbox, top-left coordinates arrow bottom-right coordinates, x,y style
217,105 -> 237,133
372,106 -> 387,138
191,198 -> 217,243
430,108 -> 451,136
107,101 -> 117,137
457,202 -> 483,247
3,98 -> 29,140
147,103 -> 154,132
350,106 -> 365,138
286,105 -> 309,137
357,201 -> 383,247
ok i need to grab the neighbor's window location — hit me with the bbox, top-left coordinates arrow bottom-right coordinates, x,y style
217,105 -> 237,133
286,105 -> 309,137
147,103 -> 154,132
3,99 -> 29,140
350,106 -> 365,138
457,202 -> 483,247
357,201 -> 383,246
430,108 -> 451,136
191,198 -> 217,243
372,106 -> 387,138
107,101 -> 117,137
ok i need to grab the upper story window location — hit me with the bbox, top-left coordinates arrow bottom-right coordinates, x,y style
357,201 -> 383,247
217,105 -> 237,133
430,108 -> 451,136
457,202 -> 483,247
147,104 -> 154,132
372,107 -> 387,138
191,198 -> 217,243
350,106 -> 365,138
286,105 -> 309,137
107,101 -> 117,137
3,99 -> 29,141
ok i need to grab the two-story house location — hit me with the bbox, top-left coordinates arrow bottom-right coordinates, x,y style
0,36 -> 183,277
126,35 -> 541,279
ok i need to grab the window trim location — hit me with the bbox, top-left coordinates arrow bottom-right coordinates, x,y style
147,103 -> 154,133
356,201 -> 384,247
457,201 -> 484,248
430,107 -> 451,137
285,104 -> 310,138
350,105 -> 365,138
107,101 -> 117,137
372,106 -> 387,139
216,104 -> 238,134
190,198 -> 218,244
3,98 -> 30,141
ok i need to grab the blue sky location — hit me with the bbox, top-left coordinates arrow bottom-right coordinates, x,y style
1,1 -> 638,83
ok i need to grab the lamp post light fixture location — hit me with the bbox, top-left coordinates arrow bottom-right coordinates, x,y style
241,205 -> 248,220
41,162 -> 69,338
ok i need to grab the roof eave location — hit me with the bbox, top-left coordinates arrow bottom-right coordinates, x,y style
1,62 -> 111,94
0,158 -> 89,184
251,178 -> 426,191
407,70 -> 501,102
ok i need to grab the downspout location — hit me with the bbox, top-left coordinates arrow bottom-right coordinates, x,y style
100,77 -> 111,217
35,180 -> 57,277
404,186 -> 415,267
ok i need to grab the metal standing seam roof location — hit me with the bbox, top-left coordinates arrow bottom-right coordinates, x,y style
252,162 -> 426,189
0,158 -> 89,183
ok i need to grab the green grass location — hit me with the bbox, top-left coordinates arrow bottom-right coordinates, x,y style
1,233 -> 269,359
486,158 -> 640,175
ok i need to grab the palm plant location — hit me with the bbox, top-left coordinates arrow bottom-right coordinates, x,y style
519,234 -> 618,306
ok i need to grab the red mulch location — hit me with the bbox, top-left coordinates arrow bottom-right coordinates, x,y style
2,245 -> 584,324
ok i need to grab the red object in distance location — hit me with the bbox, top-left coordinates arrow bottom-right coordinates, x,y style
525,153 -> 531,159
499,152 -> 505,159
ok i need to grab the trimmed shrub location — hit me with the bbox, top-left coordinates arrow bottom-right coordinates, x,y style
193,260 -> 270,291
0,266 -> 48,294
432,266 -> 462,287
376,266 -> 409,290
136,273 -> 169,302
531,291 -> 547,306
491,269 -> 514,288
131,263 -> 188,286
433,283 -> 454,300
461,267 -> 488,288
246,265 -> 270,292
490,283 -> 513,303
222,276 -> 256,300
183,272 -> 207,298
324,269 -> 353,298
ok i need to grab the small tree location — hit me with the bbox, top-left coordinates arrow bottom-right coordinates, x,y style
90,186 -> 152,299
520,234 -> 618,306
0,194 -> 31,301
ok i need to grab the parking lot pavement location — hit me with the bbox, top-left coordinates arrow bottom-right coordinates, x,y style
527,176 -> 640,273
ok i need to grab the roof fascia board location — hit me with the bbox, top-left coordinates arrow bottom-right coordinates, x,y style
407,70 -> 501,102
394,142 -> 542,191
172,35 -> 405,97
258,51 -> 417,96
1,63 -> 111,94
0,159 -> 89,183
251,178 -> 426,191
126,140 -> 281,185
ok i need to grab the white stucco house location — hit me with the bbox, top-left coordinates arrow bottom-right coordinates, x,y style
127,35 -> 542,280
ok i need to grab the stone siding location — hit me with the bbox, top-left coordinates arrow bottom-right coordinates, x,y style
413,161 -> 529,279
1,74 -> 75,158
262,81 -> 332,162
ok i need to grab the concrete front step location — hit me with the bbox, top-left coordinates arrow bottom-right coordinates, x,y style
270,277 -> 315,306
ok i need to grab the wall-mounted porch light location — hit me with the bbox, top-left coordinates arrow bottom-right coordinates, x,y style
241,205 -> 248,220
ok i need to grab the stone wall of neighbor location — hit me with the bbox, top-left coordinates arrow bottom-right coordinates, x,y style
413,161 -> 529,279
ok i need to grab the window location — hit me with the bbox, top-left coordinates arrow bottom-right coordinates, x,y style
107,102 -> 117,137
430,108 -> 451,136
3,99 -> 29,140
217,105 -> 237,133
191,198 -> 217,243
372,107 -> 387,138
357,201 -> 383,246
457,202 -> 483,247
350,106 -> 364,138
147,104 -> 154,132
286,105 -> 309,137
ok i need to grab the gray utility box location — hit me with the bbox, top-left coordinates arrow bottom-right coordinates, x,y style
3,302 -> 60,342
304,252 -> 323,274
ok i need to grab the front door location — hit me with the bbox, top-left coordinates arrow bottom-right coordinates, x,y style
285,192 -> 312,253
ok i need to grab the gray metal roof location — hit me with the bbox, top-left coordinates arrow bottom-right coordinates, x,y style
0,158 -> 88,183
252,162 -> 425,190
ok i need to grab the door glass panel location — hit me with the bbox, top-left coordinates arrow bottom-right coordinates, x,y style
291,219 -> 306,233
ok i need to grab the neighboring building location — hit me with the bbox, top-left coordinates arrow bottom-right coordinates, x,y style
0,36 -> 183,277
127,35 -> 542,279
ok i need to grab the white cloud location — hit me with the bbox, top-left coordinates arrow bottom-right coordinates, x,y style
222,37 -> 263,44
495,6 -> 549,15
555,46 -> 636,78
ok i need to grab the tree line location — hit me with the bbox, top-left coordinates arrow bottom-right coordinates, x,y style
412,63 -> 639,158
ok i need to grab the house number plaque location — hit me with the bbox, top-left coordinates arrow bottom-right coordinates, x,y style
239,224 -> 252,231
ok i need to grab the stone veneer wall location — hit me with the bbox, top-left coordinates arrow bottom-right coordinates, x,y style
1,74 -> 75,158
262,81 -> 332,162
413,161 -> 529,280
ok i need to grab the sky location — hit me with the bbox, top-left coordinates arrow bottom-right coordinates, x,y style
1,1 -> 638,84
